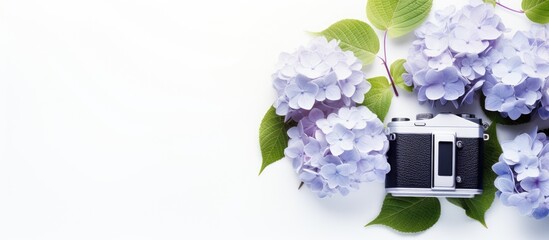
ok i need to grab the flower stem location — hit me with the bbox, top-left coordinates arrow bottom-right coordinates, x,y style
380,31 -> 399,97
383,30 -> 388,66
496,1 -> 524,14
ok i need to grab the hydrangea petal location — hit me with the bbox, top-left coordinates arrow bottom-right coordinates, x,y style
425,84 -> 445,100
325,84 -> 342,101
443,80 -> 465,100
479,25 -> 501,40
334,62 -> 352,80
297,93 -> 316,110
501,71 -> 523,85
336,163 -> 357,176
299,51 -> 322,68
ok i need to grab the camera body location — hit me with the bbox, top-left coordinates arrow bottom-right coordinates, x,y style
385,113 -> 488,198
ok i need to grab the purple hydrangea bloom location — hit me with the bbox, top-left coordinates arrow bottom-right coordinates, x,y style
482,24 -> 549,120
416,67 -> 465,102
449,26 -> 490,54
286,75 -> 319,110
539,80 -> 549,119
494,129 -> 549,219
524,24 -> 549,120
326,124 -> 355,156
283,106 -> 389,198
320,162 -> 357,189
404,0 -> 505,108
272,37 -> 370,122
460,54 -> 489,80
484,84 -> 516,114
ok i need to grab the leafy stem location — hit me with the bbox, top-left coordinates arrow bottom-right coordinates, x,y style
378,31 -> 399,97
496,1 -> 524,13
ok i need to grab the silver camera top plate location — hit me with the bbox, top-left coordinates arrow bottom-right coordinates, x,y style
387,113 -> 484,138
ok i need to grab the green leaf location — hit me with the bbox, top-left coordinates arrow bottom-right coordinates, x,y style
366,0 -> 433,37
484,0 -> 497,6
390,59 -> 413,92
258,107 -> 292,175
480,95 -> 531,125
366,195 -> 440,233
362,76 -> 393,122
522,0 -> 549,24
447,123 -> 501,227
316,19 -> 380,65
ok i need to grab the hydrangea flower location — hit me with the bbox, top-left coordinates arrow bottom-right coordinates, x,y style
493,129 -> 549,219
522,24 -> 549,120
283,106 -> 390,198
539,80 -> 549,119
482,25 -> 549,120
403,0 -> 505,108
272,37 -> 370,122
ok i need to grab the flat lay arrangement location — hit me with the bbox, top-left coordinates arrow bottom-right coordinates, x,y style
259,0 -> 549,234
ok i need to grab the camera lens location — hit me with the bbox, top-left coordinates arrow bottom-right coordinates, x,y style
391,117 -> 410,122
416,113 -> 434,120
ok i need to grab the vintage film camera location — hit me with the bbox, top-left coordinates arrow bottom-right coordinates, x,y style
385,113 -> 489,198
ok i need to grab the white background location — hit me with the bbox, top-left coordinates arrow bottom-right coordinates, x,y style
1,0 -> 548,239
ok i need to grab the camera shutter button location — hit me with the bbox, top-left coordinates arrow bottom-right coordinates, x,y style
459,113 -> 476,118
416,113 -> 434,120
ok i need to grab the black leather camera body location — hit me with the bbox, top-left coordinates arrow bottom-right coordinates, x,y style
385,113 -> 488,198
